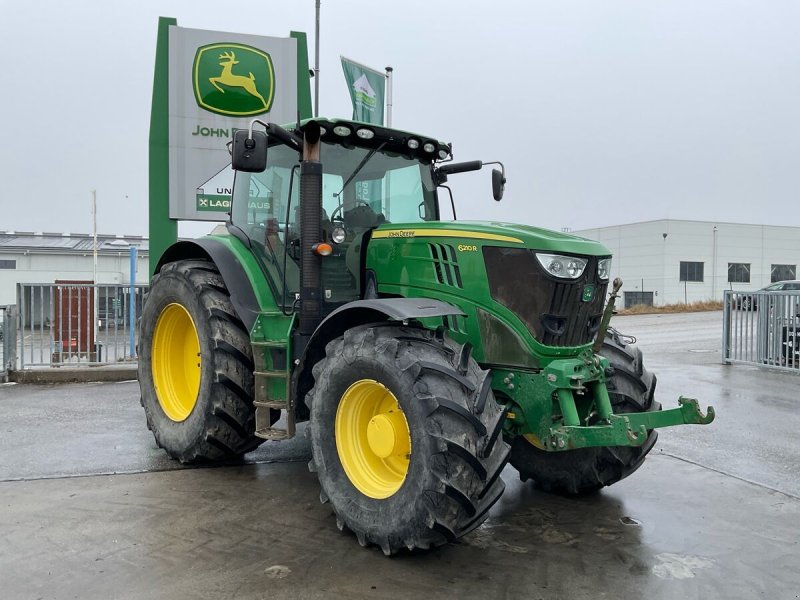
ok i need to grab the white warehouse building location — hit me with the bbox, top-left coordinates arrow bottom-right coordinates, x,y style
573,219 -> 800,307
0,232 -> 149,307
2,222 -> 798,311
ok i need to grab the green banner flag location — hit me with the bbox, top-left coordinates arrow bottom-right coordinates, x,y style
341,56 -> 385,125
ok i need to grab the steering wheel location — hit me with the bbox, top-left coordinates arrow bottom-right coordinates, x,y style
329,199 -> 372,223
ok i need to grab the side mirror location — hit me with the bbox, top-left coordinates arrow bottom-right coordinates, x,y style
492,168 -> 505,201
232,129 -> 268,172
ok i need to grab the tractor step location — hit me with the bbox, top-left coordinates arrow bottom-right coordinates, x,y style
255,369 -> 288,378
254,399 -> 296,441
254,399 -> 292,410
254,427 -> 294,441
251,311 -> 296,442
252,340 -> 287,348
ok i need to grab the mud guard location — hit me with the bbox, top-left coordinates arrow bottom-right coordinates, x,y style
155,239 -> 262,332
293,298 -> 466,419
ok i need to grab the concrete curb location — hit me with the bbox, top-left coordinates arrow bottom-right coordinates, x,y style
9,366 -> 138,384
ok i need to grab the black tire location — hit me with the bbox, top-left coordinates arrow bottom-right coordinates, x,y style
508,329 -> 660,495
306,325 -> 510,555
138,259 -> 271,463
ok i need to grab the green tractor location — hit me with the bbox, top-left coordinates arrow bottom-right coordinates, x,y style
138,118 -> 714,555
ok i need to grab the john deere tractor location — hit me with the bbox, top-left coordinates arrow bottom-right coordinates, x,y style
138,118 -> 714,555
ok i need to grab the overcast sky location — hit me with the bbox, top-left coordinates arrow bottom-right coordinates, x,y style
1,0 -> 798,238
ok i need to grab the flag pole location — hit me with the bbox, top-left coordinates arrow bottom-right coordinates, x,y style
384,67 -> 393,219
314,0 -> 321,117
385,66 -> 393,127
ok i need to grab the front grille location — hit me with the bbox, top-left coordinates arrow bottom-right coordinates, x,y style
482,247 -> 608,347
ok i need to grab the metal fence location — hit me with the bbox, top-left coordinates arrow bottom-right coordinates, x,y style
17,283 -> 148,368
1,306 -> 5,375
723,290 -> 800,372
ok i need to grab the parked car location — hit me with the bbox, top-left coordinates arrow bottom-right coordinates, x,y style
736,280 -> 800,310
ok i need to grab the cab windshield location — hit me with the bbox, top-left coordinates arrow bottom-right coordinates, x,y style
231,141 -> 438,307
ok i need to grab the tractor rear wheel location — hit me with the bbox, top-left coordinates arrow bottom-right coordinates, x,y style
306,325 -> 510,555
508,329 -> 660,495
138,259 -> 271,463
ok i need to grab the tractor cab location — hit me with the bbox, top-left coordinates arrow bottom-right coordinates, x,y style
230,122 -> 443,309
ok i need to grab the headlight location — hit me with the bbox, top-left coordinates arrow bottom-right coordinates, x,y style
331,226 -> 347,244
535,253 -> 587,279
597,258 -> 612,280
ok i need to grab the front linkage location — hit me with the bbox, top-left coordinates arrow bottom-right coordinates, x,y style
497,278 -> 715,452
497,354 -> 714,451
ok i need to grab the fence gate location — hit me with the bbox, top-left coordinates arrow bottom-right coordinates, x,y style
17,283 -> 148,368
723,290 -> 800,372
1,305 -> 18,377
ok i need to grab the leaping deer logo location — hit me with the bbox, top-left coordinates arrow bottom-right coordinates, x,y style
193,43 -> 274,116
208,51 -> 268,109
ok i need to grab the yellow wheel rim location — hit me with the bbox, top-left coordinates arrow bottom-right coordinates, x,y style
335,380 -> 411,499
151,303 -> 201,422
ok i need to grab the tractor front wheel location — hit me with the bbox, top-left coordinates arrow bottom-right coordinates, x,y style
306,325 -> 509,555
138,259 -> 270,463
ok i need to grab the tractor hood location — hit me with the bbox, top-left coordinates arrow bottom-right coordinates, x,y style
366,220 -> 613,361
371,221 -> 610,257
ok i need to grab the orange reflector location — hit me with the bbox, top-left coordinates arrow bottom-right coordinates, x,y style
312,242 -> 333,256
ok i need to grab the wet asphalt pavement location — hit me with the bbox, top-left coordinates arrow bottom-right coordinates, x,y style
0,311 -> 798,599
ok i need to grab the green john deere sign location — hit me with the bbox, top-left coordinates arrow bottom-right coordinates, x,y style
193,43 -> 275,116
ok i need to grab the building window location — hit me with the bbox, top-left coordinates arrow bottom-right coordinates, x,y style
771,264 -> 796,283
0,259 -> 16,269
680,261 -> 704,282
728,263 -> 750,283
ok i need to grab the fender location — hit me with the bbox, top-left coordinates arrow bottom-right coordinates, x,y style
310,298 -> 464,349
155,238 -> 262,332
293,298 -> 465,418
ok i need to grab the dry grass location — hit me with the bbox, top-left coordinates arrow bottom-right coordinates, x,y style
617,300 -> 723,315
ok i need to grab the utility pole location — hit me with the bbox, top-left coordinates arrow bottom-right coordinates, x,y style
314,0 -> 320,117
129,245 -> 137,358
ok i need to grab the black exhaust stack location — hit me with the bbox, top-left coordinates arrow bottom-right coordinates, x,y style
299,121 -> 323,337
